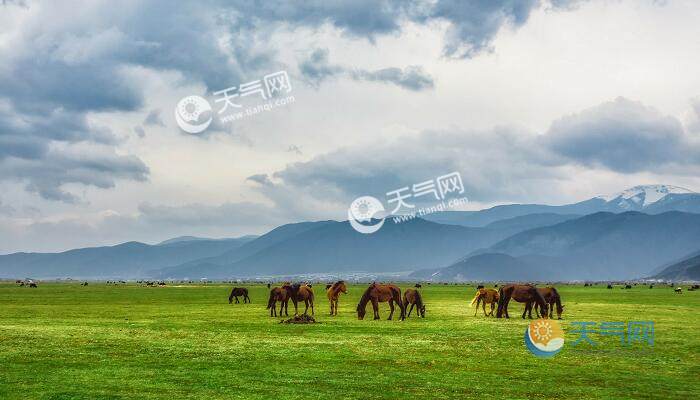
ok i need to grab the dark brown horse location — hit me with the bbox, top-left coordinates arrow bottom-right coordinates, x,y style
356,283 -> 405,320
285,283 -> 315,315
267,286 -> 291,317
228,287 -> 250,304
403,288 -> 425,318
326,281 -> 347,316
523,287 -> 564,319
496,284 -> 548,319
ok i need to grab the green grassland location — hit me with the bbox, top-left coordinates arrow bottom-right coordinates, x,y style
1,282 -> 698,399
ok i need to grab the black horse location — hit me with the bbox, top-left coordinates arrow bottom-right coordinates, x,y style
228,287 -> 251,304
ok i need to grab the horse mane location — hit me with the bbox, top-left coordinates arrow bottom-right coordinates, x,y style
357,284 -> 374,310
330,280 -> 345,291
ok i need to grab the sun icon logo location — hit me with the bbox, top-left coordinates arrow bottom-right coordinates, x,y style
174,95 -> 212,134
347,196 -> 385,234
524,319 -> 565,358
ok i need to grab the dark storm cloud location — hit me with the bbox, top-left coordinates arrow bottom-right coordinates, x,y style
0,0 -> 580,202
257,97 -> 700,206
543,97 -> 700,173
300,48 -> 434,91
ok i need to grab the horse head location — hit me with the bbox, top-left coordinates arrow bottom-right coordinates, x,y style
419,304 -> 426,318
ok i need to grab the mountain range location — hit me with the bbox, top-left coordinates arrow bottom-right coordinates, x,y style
1,184 -> 699,281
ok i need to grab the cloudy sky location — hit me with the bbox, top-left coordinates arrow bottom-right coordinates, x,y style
1,0 -> 700,252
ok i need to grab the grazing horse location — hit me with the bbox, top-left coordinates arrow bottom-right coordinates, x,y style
675,287 -> 683,294
326,281 -> 347,316
524,287 -> 564,319
267,286 -> 291,317
496,284 -> 548,319
228,287 -> 250,304
470,288 -> 499,317
286,283 -> 315,316
403,288 -> 425,318
356,283 -> 405,321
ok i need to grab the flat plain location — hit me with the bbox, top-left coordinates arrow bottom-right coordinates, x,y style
0,282 -> 698,399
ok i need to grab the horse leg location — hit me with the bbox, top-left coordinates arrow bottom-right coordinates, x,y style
311,299 -> 315,316
504,297 -> 510,318
334,299 -> 338,316
371,298 -> 380,320
329,299 -> 334,316
407,303 -> 414,317
236,296 -> 240,304
303,299 -> 309,315
482,300 -> 487,317
489,302 -> 495,317
474,297 -> 480,316
388,300 -> 395,320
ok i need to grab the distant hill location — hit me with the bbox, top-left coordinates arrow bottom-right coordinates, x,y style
153,218 -> 519,279
424,184 -> 699,227
410,253 -> 558,282
480,211 -> 700,280
651,252 -> 700,281
0,237 -> 255,279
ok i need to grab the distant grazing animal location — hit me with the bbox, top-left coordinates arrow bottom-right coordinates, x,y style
524,287 -> 564,319
267,286 -> 291,317
625,284 -> 632,289
356,283 -> 405,321
470,288 -> 499,317
326,281 -> 347,316
607,284 -> 613,289
285,283 -> 315,315
496,284 -> 547,319
403,288 -> 425,318
675,287 -> 683,294
414,283 -> 422,288
228,287 -> 250,304
476,285 -> 485,290
81,282 -> 88,286
267,283 -> 271,289
325,284 -> 332,290
649,285 -> 654,289
29,282 -> 37,288
693,284 -> 700,289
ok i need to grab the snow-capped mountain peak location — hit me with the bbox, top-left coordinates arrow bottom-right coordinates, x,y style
597,185 -> 696,208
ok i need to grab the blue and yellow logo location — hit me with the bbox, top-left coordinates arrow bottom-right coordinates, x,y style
525,319 -> 565,358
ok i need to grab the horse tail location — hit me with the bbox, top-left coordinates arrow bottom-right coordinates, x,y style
496,287 -> 506,317
470,290 -> 480,306
391,286 -> 405,319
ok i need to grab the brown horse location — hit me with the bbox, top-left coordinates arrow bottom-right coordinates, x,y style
356,283 -> 405,320
523,287 -> 564,319
286,283 -> 315,315
326,281 -> 347,316
496,284 -> 548,319
403,288 -> 425,318
266,286 -> 291,317
228,287 -> 250,304
470,288 -> 499,317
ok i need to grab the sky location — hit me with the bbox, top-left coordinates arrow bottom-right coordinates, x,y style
1,0 -> 700,253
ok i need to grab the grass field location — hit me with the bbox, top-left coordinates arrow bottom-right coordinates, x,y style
1,282 -> 698,400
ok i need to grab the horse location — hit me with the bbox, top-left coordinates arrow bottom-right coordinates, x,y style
403,288 -> 425,318
496,284 -> 548,319
285,283 -> 315,315
523,287 -> 564,319
228,287 -> 250,304
675,287 -> 683,294
414,283 -> 422,288
470,288 -> 499,317
356,283 -> 405,321
266,286 -> 291,317
326,281 -> 347,316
